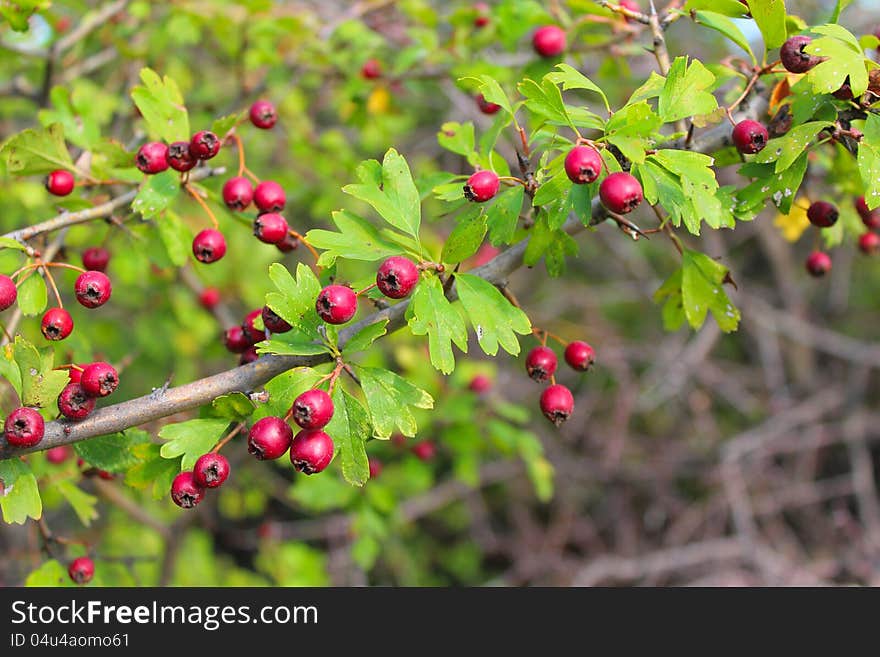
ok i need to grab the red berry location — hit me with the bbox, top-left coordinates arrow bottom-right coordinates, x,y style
391,433 -> 407,448
45,169 -> 75,196
249,100 -> 278,129
292,389 -> 334,430
74,270 -> 112,309
242,308 -> 265,344
781,35 -> 820,74
68,366 -> 84,384
463,170 -> 499,203
222,176 -> 253,211
262,306 -> 292,333
411,440 -> 436,461
253,212 -> 289,244
732,120 -> 769,155
564,146 -> 603,184
290,429 -> 335,475
368,457 -> 383,478
0,274 -> 17,311
361,59 -> 382,79
224,325 -> 250,353
807,200 -> 838,228
57,383 -> 96,420
858,232 -> 880,255
316,285 -> 358,324
599,171 -> 643,214
855,196 -> 880,230
376,256 -> 419,299
193,453 -> 230,488
525,346 -> 557,382
532,25 -> 566,58
239,346 -> 259,365
540,384 -> 574,426
136,142 -> 169,174
564,341 -> 595,371
166,140 -> 197,172
468,374 -> 492,394
80,362 -> 118,398
68,557 -> 94,585
276,233 -> 300,253
171,471 -> 206,509
82,247 -> 110,272
805,251 -> 832,277
476,93 -> 501,114
199,287 -> 220,309
192,229 -> 227,264
4,407 -> 45,447
46,445 -> 72,464
41,307 -> 74,341
247,416 -> 293,460
254,180 -> 286,212
189,130 -> 220,160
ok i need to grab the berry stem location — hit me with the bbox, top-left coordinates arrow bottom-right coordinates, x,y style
184,184 -> 220,230
243,167 -> 261,184
498,175 -> 527,186
211,421 -> 246,453
41,266 -> 64,309
229,133 -> 247,177
532,327 -> 567,347
73,179 -> 132,188
288,228 -> 321,266
356,282 -> 378,296
11,261 -> 87,280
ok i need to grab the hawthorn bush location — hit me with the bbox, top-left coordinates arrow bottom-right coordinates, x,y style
0,0 -> 878,587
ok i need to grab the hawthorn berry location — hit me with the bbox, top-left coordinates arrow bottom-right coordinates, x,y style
254,180 -> 286,212
473,2 -> 490,28
82,247 -> 110,272
468,374 -> 492,394
80,362 -> 118,398
239,346 -> 259,365
732,120 -> 769,155
68,366 -> 84,383
46,445 -> 72,464
249,100 -> 278,129
564,146 -> 603,184
247,416 -> 293,460
262,306 -> 292,333
855,196 -> 880,230
476,93 -> 501,114
463,170 -> 499,203
45,169 -> 75,196
136,141 -> 169,174
224,325 -> 250,353
526,346 -> 558,382
276,233 -> 300,253
807,200 -> 839,228
4,407 -> 45,447
858,232 -> 880,255
290,429 -> 335,475
0,274 -> 17,311
57,382 -> 96,420
253,212 -> 289,244
41,307 -> 74,341
74,270 -> 112,309
540,384 -> 574,426
68,557 -> 94,585
805,251 -> 832,277
292,388 -> 334,430
781,35 -> 821,74
166,140 -> 197,172
376,256 -> 419,299
316,285 -> 358,324
532,25 -> 566,58
189,130 -> 220,160
171,471 -> 206,509
368,457 -> 383,478
361,58 -> 382,79
192,229 -> 227,264
193,452 -> 230,488
411,440 -> 436,461
599,172 -> 643,214
199,287 -> 220,309
564,341 -> 595,371
242,308 -> 265,343
222,176 -> 254,211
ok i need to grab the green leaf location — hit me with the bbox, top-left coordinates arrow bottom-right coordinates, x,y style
0,0 -> 49,31
750,0 -> 787,50
253,368 -> 323,420
681,249 -> 740,332
653,267 -> 687,331
517,77 -> 573,128
533,167 -> 572,207
830,0 -> 854,22
16,272 -> 47,316
522,211 -> 578,277
753,121 -> 834,172
323,388 -> 370,486
130,68 -> 190,143
25,560 -> 74,587
1,123 -> 75,176
437,122 -> 477,162
13,336 -> 67,408
693,11 -> 756,64
684,0 -> 751,16
305,210 -> 407,267
265,262 -> 323,339
156,210 -> 192,266
0,345 -> 22,398
124,443 -> 181,500
461,75 -> 516,118
545,63 -> 611,115
486,185 -> 524,245
56,480 -> 98,526
406,276 -> 468,374
859,114 -> 880,210
159,418 -> 230,471
257,331 -> 331,357
605,102 -> 662,164
804,26 -> 869,97
454,273 -> 532,356
0,237 -> 29,252
132,170 -> 181,219
442,206 -> 487,264
211,111 -> 245,138
0,459 -> 42,524
342,149 -> 422,241
343,319 -> 389,356
658,57 -> 718,123
74,429 -> 152,473
736,153 -> 809,215
212,392 -> 256,422
38,86 -> 100,151
354,366 -> 434,439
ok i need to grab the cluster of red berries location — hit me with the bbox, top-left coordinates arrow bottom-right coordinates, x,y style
224,305 -> 291,364
170,452 -> 230,509
856,196 -> 880,256
524,340 -> 595,426
801,196 -> 879,277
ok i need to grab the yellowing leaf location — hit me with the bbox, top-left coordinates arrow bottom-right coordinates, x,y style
774,201 -> 810,242
367,86 -> 391,115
